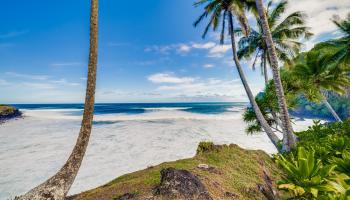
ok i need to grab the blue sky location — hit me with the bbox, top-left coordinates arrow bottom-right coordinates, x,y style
0,0 -> 349,103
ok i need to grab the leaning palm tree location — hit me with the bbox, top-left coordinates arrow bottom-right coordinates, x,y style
238,0 -> 312,85
193,0 -> 280,148
254,0 -> 296,151
17,0 -> 99,199
315,14 -> 350,69
291,51 -> 350,122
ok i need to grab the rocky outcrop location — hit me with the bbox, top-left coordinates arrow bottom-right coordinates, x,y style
0,105 -> 22,123
154,168 -> 213,200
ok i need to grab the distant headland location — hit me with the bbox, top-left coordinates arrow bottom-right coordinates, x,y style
0,105 -> 22,123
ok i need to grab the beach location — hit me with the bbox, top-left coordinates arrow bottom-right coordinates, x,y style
0,103 -> 315,199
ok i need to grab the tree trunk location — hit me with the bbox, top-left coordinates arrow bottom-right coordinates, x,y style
16,0 -> 99,199
228,12 -> 280,148
322,94 -> 342,122
263,52 -> 269,85
255,0 -> 296,152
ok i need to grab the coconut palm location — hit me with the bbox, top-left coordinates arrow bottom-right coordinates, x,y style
316,14 -> 350,69
17,0 -> 99,199
193,0 -> 280,148
291,51 -> 350,122
254,0 -> 296,151
238,0 -> 312,85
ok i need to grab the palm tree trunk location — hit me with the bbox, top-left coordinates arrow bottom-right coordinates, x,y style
322,94 -> 342,122
255,0 -> 296,152
16,1 -> 99,199
263,52 -> 269,85
228,12 -> 280,148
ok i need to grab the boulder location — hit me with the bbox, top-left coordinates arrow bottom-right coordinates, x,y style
154,168 -> 212,200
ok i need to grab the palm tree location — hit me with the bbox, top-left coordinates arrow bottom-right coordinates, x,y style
315,14 -> 350,69
238,0 -> 312,85
17,0 -> 99,199
291,51 -> 350,122
254,0 -> 296,151
193,0 -> 280,148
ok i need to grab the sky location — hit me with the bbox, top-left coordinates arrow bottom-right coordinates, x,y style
0,0 -> 349,103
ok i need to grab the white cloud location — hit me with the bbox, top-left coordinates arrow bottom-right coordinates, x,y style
51,79 -> 81,86
208,45 -> 231,58
153,77 -> 247,100
203,64 -> 214,68
144,45 -> 173,55
146,71 -> 262,101
177,44 -> 191,53
50,62 -> 83,67
286,0 -> 350,39
5,72 -> 50,80
148,73 -> 195,84
144,42 -> 224,56
20,82 -> 56,90
3,72 -> 81,89
192,42 -> 216,49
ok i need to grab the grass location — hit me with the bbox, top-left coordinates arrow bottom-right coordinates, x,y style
0,104 -> 17,116
70,142 -> 284,200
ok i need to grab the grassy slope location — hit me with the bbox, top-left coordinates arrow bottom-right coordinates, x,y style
70,143 -> 284,200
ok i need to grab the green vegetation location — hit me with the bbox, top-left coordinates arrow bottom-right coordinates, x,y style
241,30 -> 350,196
0,104 -> 21,121
0,104 -> 16,114
242,13 -> 350,133
237,0 -> 312,84
275,121 -> 350,199
70,143 -> 284,200
294,93 -> 350,121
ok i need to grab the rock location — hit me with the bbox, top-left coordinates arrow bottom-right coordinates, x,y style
197,164 -> 210,170
154,168 -> 213,200
0,105 -> 22,123
197,164 -> 221,174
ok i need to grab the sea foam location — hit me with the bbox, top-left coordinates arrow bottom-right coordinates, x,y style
0,108 -> 314,199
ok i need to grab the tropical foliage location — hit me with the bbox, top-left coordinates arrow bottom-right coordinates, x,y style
193,0 -> 281,148
276,147 -> 336,198
243,69 -> 304,134
288,50 -> 350,121
292,93 -> 350,121
276,120 -> 350,199
238,0 -> 312,83
314,14 -> 350,69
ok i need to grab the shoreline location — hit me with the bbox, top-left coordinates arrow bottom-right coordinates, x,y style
0,107 -> 318,199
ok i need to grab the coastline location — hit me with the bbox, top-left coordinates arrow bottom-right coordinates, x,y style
0,105 -> 22,124
0,106 -> 317,199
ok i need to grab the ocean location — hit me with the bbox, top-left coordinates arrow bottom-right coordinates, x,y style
0,102 -> 285,199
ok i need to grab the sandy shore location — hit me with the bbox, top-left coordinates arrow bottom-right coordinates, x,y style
0,109 -> 318,199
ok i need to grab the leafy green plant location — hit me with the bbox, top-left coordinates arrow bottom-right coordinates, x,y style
276,147 -> 336,198
332,151 -> 350,175
320,173 -> 350,200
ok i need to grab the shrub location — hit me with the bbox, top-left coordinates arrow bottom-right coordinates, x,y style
276,120 -> 350,199
196,142 -> 216,154
276,147 -> 336,198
